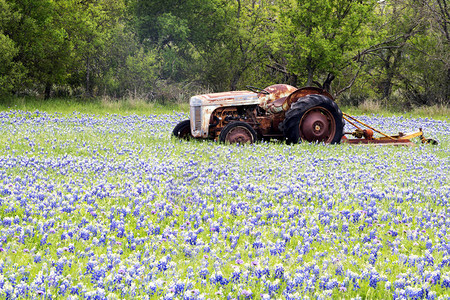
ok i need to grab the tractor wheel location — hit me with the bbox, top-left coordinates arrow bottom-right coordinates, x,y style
282,94 -> 344,144
219,121 -> 257,144
173,120 -> 192,140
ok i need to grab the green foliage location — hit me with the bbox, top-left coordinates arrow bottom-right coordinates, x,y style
207,0 -> 277,90
0,0 -> 448,106
273,0 -> 378,86
3,0 -> 74,96
0,0 -> 26,94
123,47 -> 159,97
64,0 -> 126,96
130,0 -> 223,83
0,33 -> 25,95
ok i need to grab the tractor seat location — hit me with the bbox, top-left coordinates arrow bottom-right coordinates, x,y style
266,97 -> 287,114
257,84 -> 298,114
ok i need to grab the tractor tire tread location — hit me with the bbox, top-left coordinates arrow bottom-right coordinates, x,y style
282,94 -> 344,144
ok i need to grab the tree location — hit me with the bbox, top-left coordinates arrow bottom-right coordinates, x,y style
64,0 -> 126,97
0,0 -> 26,95
3,0 -> 73,98
269,0 -> 378,92
130,0 -> 223,83
415,0 -> 450,103
204,0 -> 276,91
353,0 -> 450,105
352,0 -> 426,101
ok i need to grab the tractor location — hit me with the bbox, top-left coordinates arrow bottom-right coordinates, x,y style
173,84 -> 436,145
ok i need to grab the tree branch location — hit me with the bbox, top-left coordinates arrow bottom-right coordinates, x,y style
334,65 -> 362,98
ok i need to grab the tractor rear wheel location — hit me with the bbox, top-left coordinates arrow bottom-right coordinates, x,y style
282,94 -> 344,144
219,121 -> 257,144
173,120 -> 192,140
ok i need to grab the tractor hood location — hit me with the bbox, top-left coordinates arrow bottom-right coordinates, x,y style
189,91 -> 259,107
189,90 -> 260,139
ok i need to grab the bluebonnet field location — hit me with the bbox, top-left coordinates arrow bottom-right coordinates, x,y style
0,109 -> 449,300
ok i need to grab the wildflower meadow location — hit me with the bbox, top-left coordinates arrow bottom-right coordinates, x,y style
0,109 -> 449,299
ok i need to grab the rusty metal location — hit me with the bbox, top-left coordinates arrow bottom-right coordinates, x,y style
182,83 -> 436,146
343,113 -> 395,140
224,126 -> 254,144
342,138 -> 415,146
200,90 -> 259,102
254,112 -> 286,136
363,129 -> 374,139
421,137 -> 438,144
377,129 -> 423,140
209,106 -> 260,139
210,107 -> 238,138
255,116 -> 272,135
258,84 -> 297,114
299,107 -> 336,143
342,119 -> 433,145
282,87 -> 334,111
190,91 -> 259,138
349,128 -> 373,139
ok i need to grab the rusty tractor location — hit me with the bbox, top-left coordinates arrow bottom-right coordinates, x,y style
173,84 -> 437,145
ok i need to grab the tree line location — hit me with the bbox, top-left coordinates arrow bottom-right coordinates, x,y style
1,0 -> 449,106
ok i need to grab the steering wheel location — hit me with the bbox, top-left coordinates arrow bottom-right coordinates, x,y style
246,85 -> 270,95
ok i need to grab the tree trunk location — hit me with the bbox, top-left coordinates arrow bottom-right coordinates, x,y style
381,57 -> 393,100
288,73 -> 298,87
446,68 -> 450,104
322,73 -> 335,93
44,83 -> 51,100
86,56 -> 91,97
230,70 -> 242,91
381,50 -> 402,100
306,56 -> 314,86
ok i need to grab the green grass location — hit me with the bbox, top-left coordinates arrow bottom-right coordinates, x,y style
0,96 -> 190,115
1,96 -> 449,120
340,102 -> 450,121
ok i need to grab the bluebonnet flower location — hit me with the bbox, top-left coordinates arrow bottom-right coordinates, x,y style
174,282 -> 185,295
34,254 -> 42,263
441,275 -> 450,288
252,240 -> 263,249
199,268 -> 209,279
369,273 -> 380,288
231,268 -> 241,283
240,289 -> 252,298
0,110 -> 448,298
335,264 -> 344,276
40,234 -> 48,246
253,267 -> 263,279
212,271 -> 228,285
157,259 -> 168,272
326,278 -> 339,290
427,291 -> 437,300
405,286 -> 423,299
266,279 -> 280,295
394,278 -> 406,289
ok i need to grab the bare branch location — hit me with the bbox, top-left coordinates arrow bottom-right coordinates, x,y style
265,63 -> 289,75
352,29 -> 418,62
334,65 -> 362,98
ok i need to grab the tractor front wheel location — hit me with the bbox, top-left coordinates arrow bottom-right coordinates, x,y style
219,121 -> 257,144
173,120 -> 193,140
282,94 -> 344,144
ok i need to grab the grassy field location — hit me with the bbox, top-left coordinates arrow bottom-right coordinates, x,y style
1,96 -> 449,120
0,96 -> 190,116
0,99 -> 449,299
